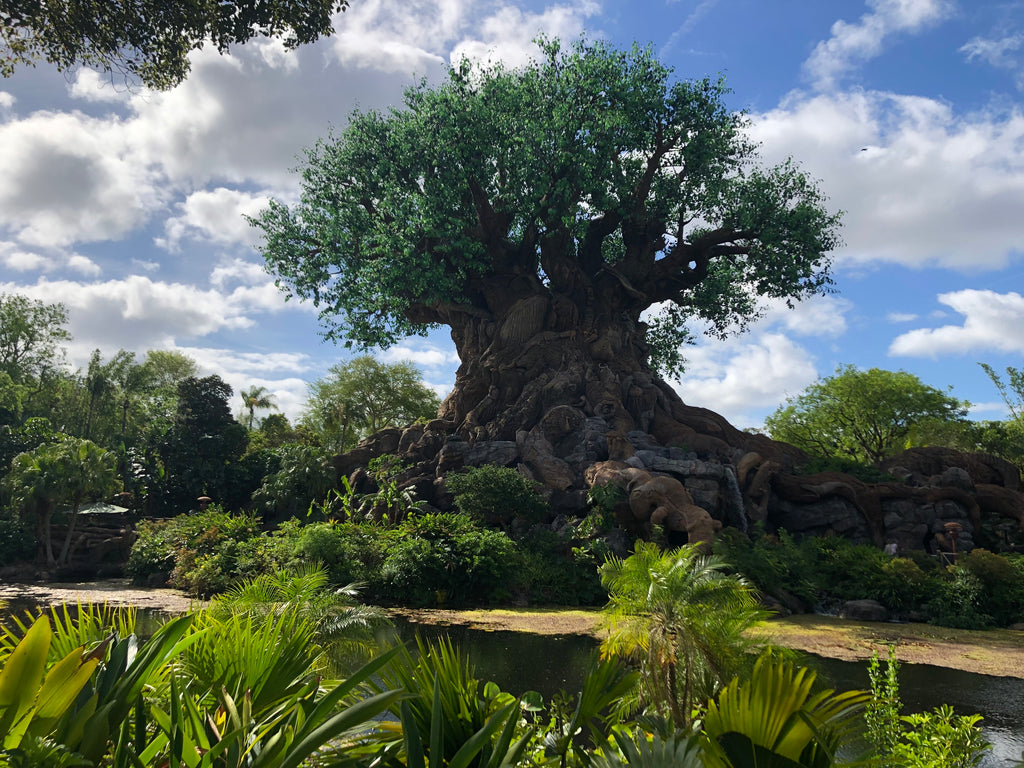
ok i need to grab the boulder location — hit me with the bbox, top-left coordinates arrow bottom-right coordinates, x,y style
840,599 -> 888,622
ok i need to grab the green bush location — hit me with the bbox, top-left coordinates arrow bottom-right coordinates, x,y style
126,507 -> 263,594
512,528 -> 607,606
283,520 -> 390,586
0,518 -> 36,565
377,512 -> 519,606
957,548 -> 1024,626
446,465 -> 548,528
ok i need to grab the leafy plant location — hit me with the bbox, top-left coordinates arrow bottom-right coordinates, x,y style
891,706 -> 990,768
700,656 -> 868,768
600,542 -> 768,728
446,465 -> 549,529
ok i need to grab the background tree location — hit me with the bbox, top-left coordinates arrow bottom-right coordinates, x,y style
158,375 -> 248,513
2,0 -> 351,89
764,366 -> 968,464
5,438 -> 120,566
240,385 -> 277,430
255,39 -> 839,447
301,356 -> 441,450
0,293 -> 70,382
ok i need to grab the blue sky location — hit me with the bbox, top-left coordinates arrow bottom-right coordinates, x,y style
2,0 -> 1024,430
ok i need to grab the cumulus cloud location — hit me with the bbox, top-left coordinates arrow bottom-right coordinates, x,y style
0,111 -> 162,247
451,1 -> 600,70
380,342 -> 461,370
0,242 -> 55,272
749,90 -> 1024,269
157,187 -> 270,251
888,290 -> 1024,357
672,333 -> 819,428
0,92 -> 14,109
69,69 -> 132,103
66,254 -> 101,276
759,295 -> 852,337
804,0 -> 953,90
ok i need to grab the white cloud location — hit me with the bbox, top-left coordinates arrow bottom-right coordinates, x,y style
0,110 -> 163,247
380,342 -> 460,370
888,290 -> 1024,357
804,0 -> 953,90
66,254 -> 101,276
210,257 -> 271,287
961,33 -> 1024,69
0,92 -> 14,109
673,333 -> 819,429
759,295 -> 852,337
157,188 -> 269,251
888,312 -> 918,322
0,277 -> 261,367
451,1 -> 600,70
749,90 -> 1024,269
0,242 -> 55,272
131,258 -> 160,272
68,69 -> 131,103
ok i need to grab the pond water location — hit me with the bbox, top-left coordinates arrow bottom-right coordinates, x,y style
398,621 -> 1024,768
4,599 -> 1022,766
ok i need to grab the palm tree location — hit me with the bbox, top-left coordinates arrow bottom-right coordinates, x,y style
240,384 -> 276,429
599,541 -> 768,729
5,438 -> 120,566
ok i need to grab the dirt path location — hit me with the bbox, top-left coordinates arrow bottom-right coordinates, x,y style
391,607 -> 1024,679
0,579 -> 200,614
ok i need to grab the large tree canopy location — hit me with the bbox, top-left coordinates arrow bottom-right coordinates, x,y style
256,39 -> 840,443
1,0 -> 350,89
764,366 -> 969,464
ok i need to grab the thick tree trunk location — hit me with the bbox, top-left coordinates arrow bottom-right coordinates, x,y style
435,288 -> 777,462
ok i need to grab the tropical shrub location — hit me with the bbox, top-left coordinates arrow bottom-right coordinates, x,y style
600,542 -> 768,728
0,518 -> 35,566
378,512 -> 519,606
446,464 -> 549,528
513,528 -> 607,606
865,645 -> 990,768
125,506 -> 263,593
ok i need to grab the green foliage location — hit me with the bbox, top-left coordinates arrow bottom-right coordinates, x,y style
700,655 -> 868,768
284,520 -> 389,589
369,636 -> 531,768
764,365 -> 968,464
251,443 -> 337,522
447,465 -> 549,528
891,706 -> 990,768
1,0 -> 351,89
255,39 -> 839,367
300,356 -> 441,450
865,646 -> 990,768
600,542 -> 768,728
379,513 -> 519,606
125,507 -> 265,595
957,548 -> 1024,626
928,566 -> 989,629
0,518 -> 35,565
239,385 -> 276,430
510,529 -> 607,606
5,437 -> 120,566
715,529 -> 948,617
865,646 -> 902,763
0,295 -> 70,384
157,375 -> 248,514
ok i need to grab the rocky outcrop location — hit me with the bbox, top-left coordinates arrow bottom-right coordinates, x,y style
332,405 -> 1024,556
